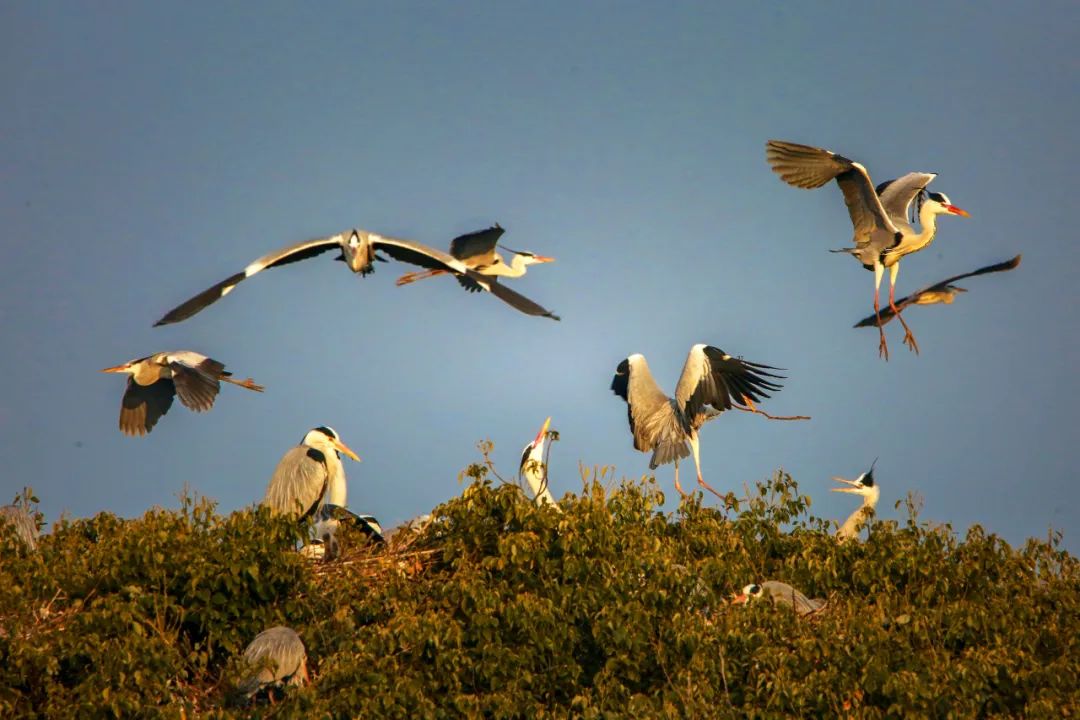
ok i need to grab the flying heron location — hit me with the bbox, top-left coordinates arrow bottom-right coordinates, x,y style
236,626 -> 309,700
0,505 -> 39,551
519,416 -> 559,509
262,427 -> 360,542
153,227 -> 559,325
766,140 -> 970,360
732,581 -> 825,616
101,351 -> 264,436
854,255 -> 1021,329
610,345 -> 792,499
396,223 -> 554,287
832,460 -> 880,542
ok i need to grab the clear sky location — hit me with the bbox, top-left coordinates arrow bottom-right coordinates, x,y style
2,2 -> 1077,549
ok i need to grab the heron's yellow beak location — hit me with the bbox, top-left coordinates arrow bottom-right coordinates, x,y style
830,476 -> 862,493
731,594 -> 749,605
830,486 -> 860,494
334,438 -> 361,462
945,204 -> 970,218
100,364 -> 129,373
534,416 -> 552,445
533,255 -> 555,263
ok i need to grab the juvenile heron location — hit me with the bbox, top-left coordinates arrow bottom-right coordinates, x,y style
732,581 -> 825,616
519,416 -> 559,509
832,460 -> 880,542
610,345 -> 790,498
0,505 -> 38,551
397,223 -> 554,287
237,626 -> 308,699
766,139 -> 969,359
101,351 -> 263,436
154,227 -> 559,325
263,426 -> 360,524
854,255 -> 1021,329
311,504 -> 384,560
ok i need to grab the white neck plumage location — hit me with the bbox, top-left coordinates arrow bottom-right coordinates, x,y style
322,452 -> 347,507
837,494 -> 877,542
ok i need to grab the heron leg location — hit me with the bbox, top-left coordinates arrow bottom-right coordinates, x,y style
874,262 -> 889,361
690,435 -> 725,501
889,264 -> 919,354
396,268 -> 448,286
673,458 -> 687,498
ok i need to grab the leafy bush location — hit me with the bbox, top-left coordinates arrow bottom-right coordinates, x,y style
1,467 -> 1077,718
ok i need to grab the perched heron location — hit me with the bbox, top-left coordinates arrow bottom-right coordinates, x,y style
0,504 -> 38,551
766,140 -> 970,359
732,581 -> 825,616
854,255 -> 1021,329
236,626 -> 309,699
396,223 -> 554,287
832,460 -> 880,542
610,345 -> 788,498
311,504 -> 384,560
101,351 -> 264,436
154,227 -> 559,325
263,426 -> 360,530
519,416 -> 559,509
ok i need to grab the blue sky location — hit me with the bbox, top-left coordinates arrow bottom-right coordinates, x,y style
2,2 -> 1077,548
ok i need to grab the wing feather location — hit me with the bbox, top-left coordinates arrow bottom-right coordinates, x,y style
611,355 -> 688,463
876,172 -> 937,233
119,378 -> 175,436
675,346 -> 785,428
263,446 -> 329,519
169,361 -> 221,412
448,224 -> 504,262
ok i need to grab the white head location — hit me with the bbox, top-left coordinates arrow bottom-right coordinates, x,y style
502,245 -> 555,269
831,459 -> 880,505
302,426 -> 361,462
920,191 -> 970,218
732,583 -> 764,605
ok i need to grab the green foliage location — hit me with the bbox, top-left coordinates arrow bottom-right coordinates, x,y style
1,471 -> 1077,718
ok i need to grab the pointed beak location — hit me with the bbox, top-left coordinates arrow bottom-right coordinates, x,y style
333,438 -> 361,462
532,255 -> 555,263
534,416 -> 552,445
830,476 -> 861,493
945,204 -> 970,217
100,364 -> 129,373
731,594 -> 748,605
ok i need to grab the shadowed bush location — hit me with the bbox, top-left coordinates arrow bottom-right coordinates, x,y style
1,470 -> 1077,718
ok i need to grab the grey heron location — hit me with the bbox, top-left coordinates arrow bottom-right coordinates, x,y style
311,504 -> 384,560
0,504 -> 38,551
732,581 -> 825,616
101,351 -> 264,436
153,227 -> 559,325
854,254 -> 1021,329
237,626 -> 309,699
519,416 -> 559,510
832,460 -> 880,542
262,427 -> 360,539
610,345 -> 792,499
766,140 -> 969,359
396,223 -> 555,287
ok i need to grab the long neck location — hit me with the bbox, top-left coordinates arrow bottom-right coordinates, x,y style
913,203 -> 941,245
836,496 -> 876,542
323,453 -> 347,507
499,255 -> 529,278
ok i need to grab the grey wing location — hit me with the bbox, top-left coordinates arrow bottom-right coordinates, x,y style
761,581 -> 822,615
611,355 -> 689,466
853,255 -> 1022,328
119,378 -> 176,436
263,446 -> 328,519
168,355 -> 224,412
766,140 -> 897,245
448,224 -> 505,262
154,234 -> 346,326
374,235 -> 473,273
876,172 -> 937,233
472,275 -> 561,320
0,505 -> 38,550
674,345 -> 785,428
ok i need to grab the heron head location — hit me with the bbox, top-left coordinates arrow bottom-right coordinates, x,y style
341,230 -> 378,273
831,461 -> 881,502
925,191 -> 970,218
305,426 -> 361,462
732,583 -> 763,605
100,360 -> 135,375
501,245 -> 554,265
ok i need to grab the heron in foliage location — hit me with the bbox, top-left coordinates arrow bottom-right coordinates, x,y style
610,344 -> 802,499
101,351 -> 263,436
854,255 -> 1020,329
766,140 -> 969,359
396,223 -> 554,287
519,416 -> 559,509
236,626 -> 309,700
732,581 -> 825,616
832,460 -> 880,542
153,227 -> 559,325
0,505 -> 38,551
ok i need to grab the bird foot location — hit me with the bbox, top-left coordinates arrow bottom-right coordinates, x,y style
241,378 -> 265,392
697,475 -> 726,501
396,274 -> 418,286
902,330 -> 920,355
878,332 -> 890,362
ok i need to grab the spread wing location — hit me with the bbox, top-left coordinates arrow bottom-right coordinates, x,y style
610,355 -> 689,467
853,255 -> 1022,328
766,140 -> 898,246
154,235 -> 346,326
875,172 -> 937,234
168,356 -> 223,412
448,224 -> 505,263
263,446 -> 329,520
470,274 -> 560,320
673,345 -> 785,430
119,378 -> 176,436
